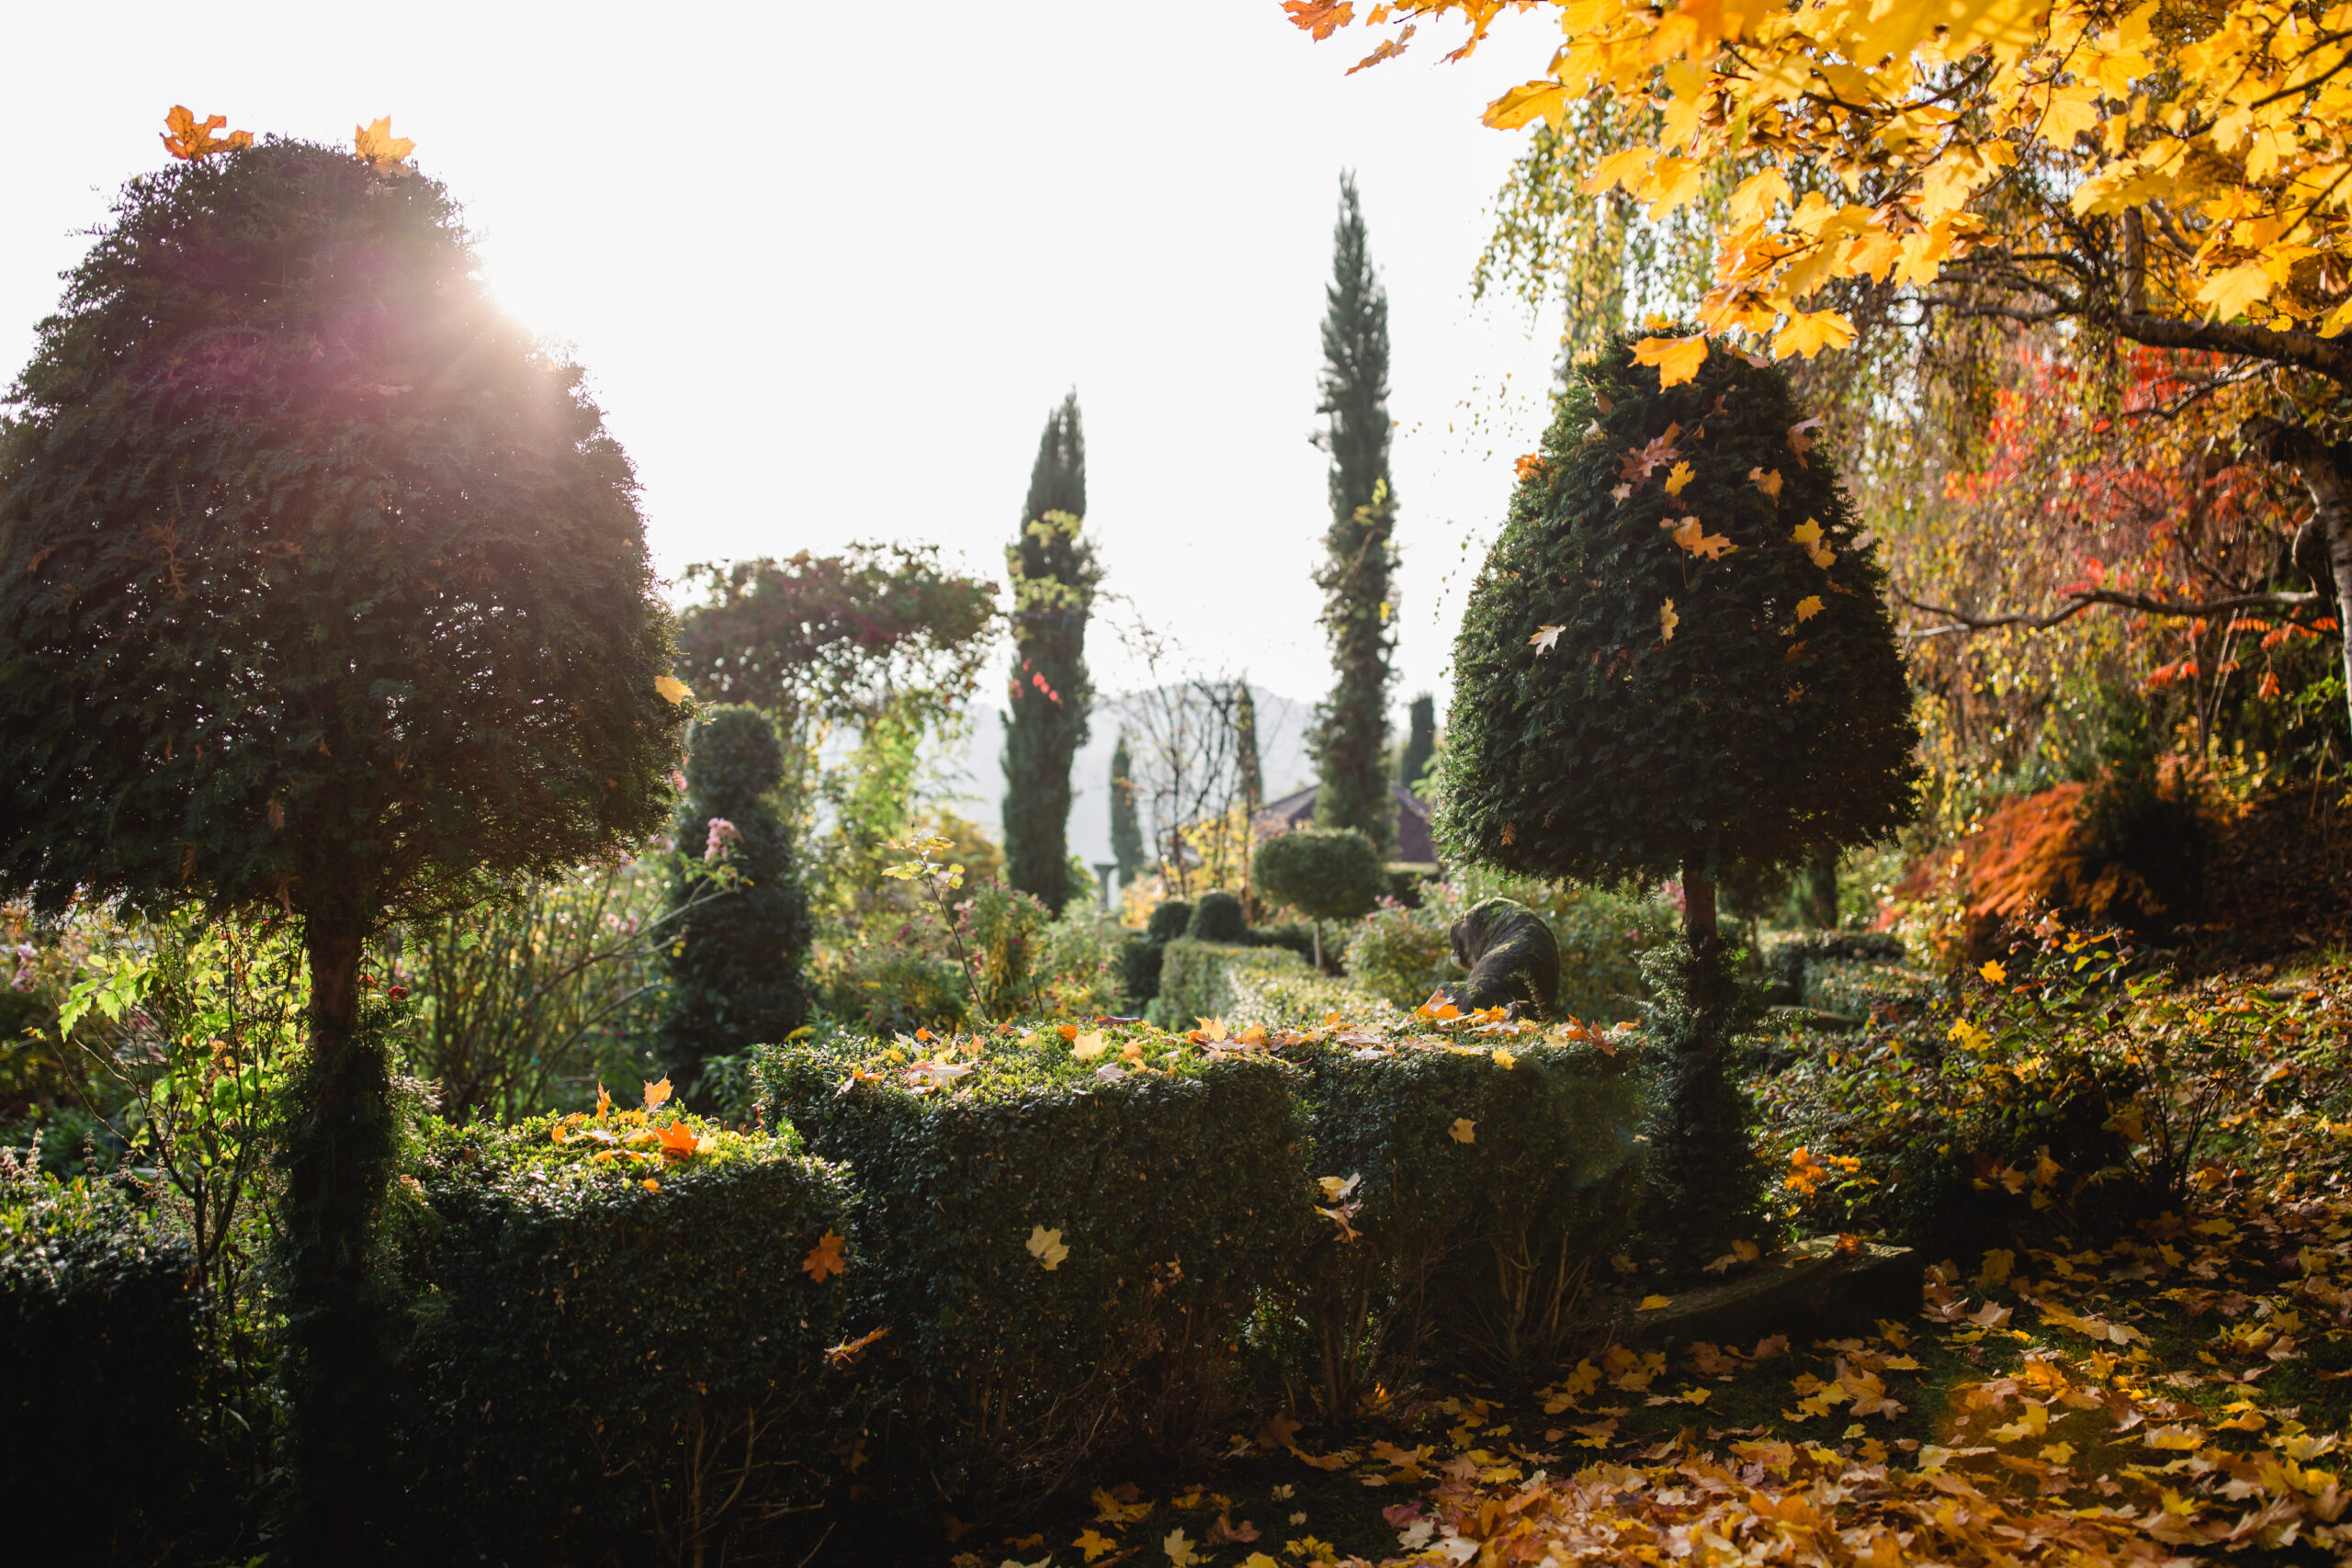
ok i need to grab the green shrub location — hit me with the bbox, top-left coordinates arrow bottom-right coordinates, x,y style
1118,935 -> 1166,1009
1189,890 -> 1248,942
821,934 -> 969,1035
393,1111 -> 857,1562
751,1032 -> 1310,1504
1150,939 -> 1389,1030
1254,829 -> 1385,926
1344,900 -> 1458,1009
1036,903 -> 1126,1018
1274,1037 -> 1644,1408
1757,930 -> 1906,1005
1147,901 -> 1194,941
0,1156 -> 198,1556
958,878 -> 1053,1020
1802,955 -> 1939,1018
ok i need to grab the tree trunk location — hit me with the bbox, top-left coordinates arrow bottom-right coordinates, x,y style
1800,846 -> 1838,930
1680,848 -> 1719,967
2245,418 -> 2352,743
287,906 -> 395,1558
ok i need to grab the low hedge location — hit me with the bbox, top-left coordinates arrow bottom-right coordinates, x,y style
752,1032 -> 1312,1505
1149,938 -> 1388,1030
392,1110 -> 859,1562
0,1164 -> 198,1559
1275,1034 -> 1645,1407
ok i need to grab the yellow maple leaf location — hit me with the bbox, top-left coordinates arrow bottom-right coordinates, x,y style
1632,333 -> 1709,388
1026,1224 -> 1070,1270
2197,260 -> 2274,320
1660,598 -> 1679,641
1071,1030 -> 1108,1060
1668,516 -> 1736,559
1663,460 -> 1695,497
354,116 -> 416,173
643,1076 -> 673,1111
1772,310 -> 1856,358
1980,960 -> 2007,984
1748,467 -> 1783,501
655,674 -> 691,705
1449,1117 -> 1476,1145
802,1229 -> 847,1282
1637,1293 -> 1671,1310
1074,1527 -> 1119,1562
161,106 -> 254,162
1795,595 -> 1823,623
1491,1047 -> 1516,1068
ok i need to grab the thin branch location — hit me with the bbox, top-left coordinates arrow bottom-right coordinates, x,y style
1897,586 -> 2325,639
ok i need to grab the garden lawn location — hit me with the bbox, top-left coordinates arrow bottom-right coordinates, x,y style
958,961 -> 2352,1567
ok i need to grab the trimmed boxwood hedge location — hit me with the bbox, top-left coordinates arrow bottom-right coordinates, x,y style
391,1115 -> 859,1562
1150,938 -> 1389,1030
1,1167 -> 197,1559
752,1032 -> 1313,1504
1277,1035 -> 1645,1406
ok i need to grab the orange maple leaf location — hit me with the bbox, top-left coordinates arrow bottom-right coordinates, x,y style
654,1121 -> 703,1160
162,106 -> 253,162
353,116 -> 416,173
1282,0 -> 1355,40
643,1076 -> 673,1111
803,1229 -> 848,1283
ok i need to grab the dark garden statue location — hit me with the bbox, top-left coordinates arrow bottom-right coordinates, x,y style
0,131 -> 685,1550
1436,329 -> 1920,1274
1441,897 -> 1560,1019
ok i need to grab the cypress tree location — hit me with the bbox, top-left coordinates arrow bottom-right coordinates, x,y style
1002,393 -> 1102,913
1310,174 -> 1399,854
1397,693 -> 1437,792
661,705 -> 809,1101
1235,684 -> 1265,815
1109,732 -> 1145,886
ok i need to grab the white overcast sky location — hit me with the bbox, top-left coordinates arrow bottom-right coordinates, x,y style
1,2 -> 1567,719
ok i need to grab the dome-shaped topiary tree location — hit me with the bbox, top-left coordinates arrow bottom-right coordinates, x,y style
1436,330 -> 1919,1273
1252,827 -> 1385,970
661,705 -> 810,1100
0,130 -> 686,1542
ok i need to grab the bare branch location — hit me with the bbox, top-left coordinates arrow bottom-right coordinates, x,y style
1897,586 -> 2325,640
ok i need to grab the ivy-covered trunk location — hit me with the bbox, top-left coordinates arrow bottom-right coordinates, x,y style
286,905 -> 396,1552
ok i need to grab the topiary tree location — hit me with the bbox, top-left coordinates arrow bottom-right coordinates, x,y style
1188,889 -> 1248,942
1397,693 -> 1438,794
661,705 -> 810,1100
1252,827 -> 1385,970
1109,733 -> 1145,889
1436,329 -> 1919,1274
0,130 -> 686,1544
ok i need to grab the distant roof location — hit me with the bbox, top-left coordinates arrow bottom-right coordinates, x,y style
1251,781 -> 1434,863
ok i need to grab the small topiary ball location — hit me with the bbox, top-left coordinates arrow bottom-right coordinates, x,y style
1147,901 -> 1194,942
1436,329 -> 1920,887
1189,890 -> 1248,942
1252,828 -> 1385,924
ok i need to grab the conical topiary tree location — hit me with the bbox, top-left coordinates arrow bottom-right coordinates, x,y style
661,705 -> 809,1101
1436,330 -> 1919,1274
1109,732 -> 1145,888
1397,693 -> 1437,793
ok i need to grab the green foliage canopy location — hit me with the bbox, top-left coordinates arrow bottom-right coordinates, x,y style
1437,332 -> 1920,903
1253,828 -> 1385,924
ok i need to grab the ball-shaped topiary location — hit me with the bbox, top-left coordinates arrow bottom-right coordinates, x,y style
1147,901 -> 1194,942
661,705 -> 810,1099
1252,827 -> 1385,969
1188,890 -> 1248,942
1436,331 -> 1919,944
1437,331 -> 1920,1278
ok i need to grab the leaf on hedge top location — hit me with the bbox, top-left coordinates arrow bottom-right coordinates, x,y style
1417,991 -> 1462,1021
354,115 -> 416,172
1071,1030 -> 1108,1060
803,1229 -> 847,1282
1190,1017 -> 1229,1043
596,1082 -> 613,1118
654,1121 -> 706,1160
1491,1048 -> 1516,1069
1027,1224 -> 1070,1270
161,106 -> 254,161
1633,333 -> 1708,389
655,674 -> 691,705
1450,1118 -> 1476,1145
643,1077 -> 673,1111
1235,1022 -> 1269,1046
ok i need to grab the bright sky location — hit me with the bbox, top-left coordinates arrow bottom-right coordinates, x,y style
2,2 -> 1566,721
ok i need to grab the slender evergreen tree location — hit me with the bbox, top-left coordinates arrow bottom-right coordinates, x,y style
1310,174 -> 1398,854
1397,693 -> 1437,792
1235,684 -> 1265,815
1002,393 -> 1101,913
1109,732 -> 1145,886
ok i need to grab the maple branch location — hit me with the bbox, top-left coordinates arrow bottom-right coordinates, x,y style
1896,587 -> 2324,640
2112,310 -> 2352,384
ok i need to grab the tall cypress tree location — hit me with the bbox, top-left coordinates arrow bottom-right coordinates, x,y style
1310,173 -> 1399,855
1398,693 -> 1437,793
1002,393 -> 1101,913
1109,732 -> 1145,886
1235,684 -> 1265,816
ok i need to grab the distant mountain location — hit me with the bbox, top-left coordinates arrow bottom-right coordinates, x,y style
940,685 -> 1319,869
